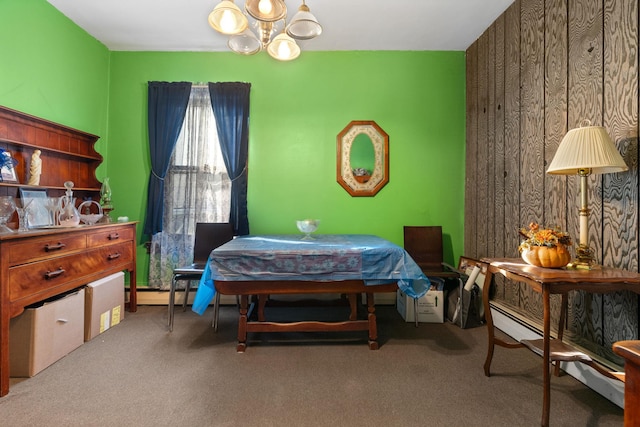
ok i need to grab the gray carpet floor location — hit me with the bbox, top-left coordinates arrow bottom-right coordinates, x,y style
0,303 -> 624,426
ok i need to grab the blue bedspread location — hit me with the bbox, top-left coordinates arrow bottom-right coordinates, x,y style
193,234 -> 430,315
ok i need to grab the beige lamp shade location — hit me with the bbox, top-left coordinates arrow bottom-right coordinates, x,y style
547,124 -> 628,175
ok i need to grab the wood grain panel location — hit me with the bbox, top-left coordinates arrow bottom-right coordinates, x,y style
544,0 -> 568,229
544,0 -> 570,334
493,15 -> 507,299
519,0 -> 545,227
503,0 -> 522,307
467,0 -> 640,367
567,0 -> 605,344
486,26 -> 496,259
519,0 -> 545,317
465,43 -> 478,257
477,32 -> 489,259
602,0 -> 639,350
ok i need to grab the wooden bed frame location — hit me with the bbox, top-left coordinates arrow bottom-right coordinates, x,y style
214,280 -> 398,352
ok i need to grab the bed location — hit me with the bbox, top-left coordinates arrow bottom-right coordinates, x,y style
192,234 -> 430,351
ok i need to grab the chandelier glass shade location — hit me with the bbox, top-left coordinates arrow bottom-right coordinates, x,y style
286,2 -> 322,39
208,0 -> 248,35
209,0 -> 322,61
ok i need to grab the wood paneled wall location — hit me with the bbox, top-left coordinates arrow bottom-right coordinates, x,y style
466,0 -> 639,364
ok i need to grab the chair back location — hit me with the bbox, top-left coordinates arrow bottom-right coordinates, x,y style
403,225 -> 443,271
192,222 -> 234,265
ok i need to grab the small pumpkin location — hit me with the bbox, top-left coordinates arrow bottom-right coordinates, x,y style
521,244 -> 571,268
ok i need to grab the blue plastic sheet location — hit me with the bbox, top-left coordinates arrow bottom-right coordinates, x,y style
193,234 -> 430,315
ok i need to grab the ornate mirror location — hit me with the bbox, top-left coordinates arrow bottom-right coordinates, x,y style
336,120 -> 389,197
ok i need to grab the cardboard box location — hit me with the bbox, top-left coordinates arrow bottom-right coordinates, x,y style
84,272 -> 125,341
396,289 -> 444,323
10,288 -> 85,377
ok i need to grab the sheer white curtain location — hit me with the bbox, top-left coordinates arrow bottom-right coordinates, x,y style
148,86 -> 231,289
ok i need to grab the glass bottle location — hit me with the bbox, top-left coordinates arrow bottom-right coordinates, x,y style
58,181 -> 80,227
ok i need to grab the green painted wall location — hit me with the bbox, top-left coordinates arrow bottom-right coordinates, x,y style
109,51 -> 466,285
0,0 -> 110,171
1,1 -> 466,288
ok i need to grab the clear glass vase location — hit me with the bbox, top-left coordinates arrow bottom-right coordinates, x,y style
0,196 -> 16,233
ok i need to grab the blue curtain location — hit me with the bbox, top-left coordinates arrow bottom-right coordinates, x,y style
143,81 -> 192,236
208,82 -> 251,235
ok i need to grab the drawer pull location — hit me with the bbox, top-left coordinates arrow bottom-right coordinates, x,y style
44,267 -> 65,279
108,233 -> 120,240
44,242 -> 66,252
108,253 -> 121,260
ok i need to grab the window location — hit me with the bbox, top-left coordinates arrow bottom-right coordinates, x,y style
148,86 -> 231,289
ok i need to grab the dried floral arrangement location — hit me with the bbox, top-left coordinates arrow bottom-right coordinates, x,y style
518,222 -> 572,251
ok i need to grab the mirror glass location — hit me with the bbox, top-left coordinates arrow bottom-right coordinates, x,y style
350,133 -> 375,183
337,121 -> 389,197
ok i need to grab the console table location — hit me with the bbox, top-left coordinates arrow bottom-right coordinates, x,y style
482,258 -> 640,427
0,222 -> 137,396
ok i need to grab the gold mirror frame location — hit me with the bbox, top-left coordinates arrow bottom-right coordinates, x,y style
336,120 -> 389,197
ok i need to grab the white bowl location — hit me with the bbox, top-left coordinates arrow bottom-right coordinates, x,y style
296,219 -> 319,234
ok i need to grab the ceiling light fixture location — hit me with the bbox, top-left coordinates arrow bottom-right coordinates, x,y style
208,0 -> 322,61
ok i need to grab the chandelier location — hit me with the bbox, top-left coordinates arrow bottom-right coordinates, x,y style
208,0 -> 322,61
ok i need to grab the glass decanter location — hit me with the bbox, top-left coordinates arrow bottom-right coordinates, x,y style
58,181 -> 80,227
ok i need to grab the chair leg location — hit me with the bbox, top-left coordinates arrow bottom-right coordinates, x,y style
183,280 -> 192,311
212,292 -> 221,332
414,297 -> 419,328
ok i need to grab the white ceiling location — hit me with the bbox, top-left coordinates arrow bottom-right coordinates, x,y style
47,0 -> 514,52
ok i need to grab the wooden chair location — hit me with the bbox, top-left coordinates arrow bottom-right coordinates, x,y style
403,226 -> 459,278
403,226 -> 460,326
168,222 -> 234,332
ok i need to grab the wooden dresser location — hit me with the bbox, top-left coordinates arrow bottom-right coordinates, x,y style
0,221 -> 137,397
0,106 -> 138,396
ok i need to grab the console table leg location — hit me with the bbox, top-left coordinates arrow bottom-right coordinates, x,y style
542,287 -> 551,427
553,293 -> 568,377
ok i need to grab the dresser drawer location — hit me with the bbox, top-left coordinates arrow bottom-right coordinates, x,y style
8,234 -> 87,265
94,242 -> 134,270
8,242 -> 133,303
87,226 -> 134,248
9,253 -> 98,302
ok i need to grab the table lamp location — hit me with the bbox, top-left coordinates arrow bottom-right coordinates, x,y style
546,120 -> 628,269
